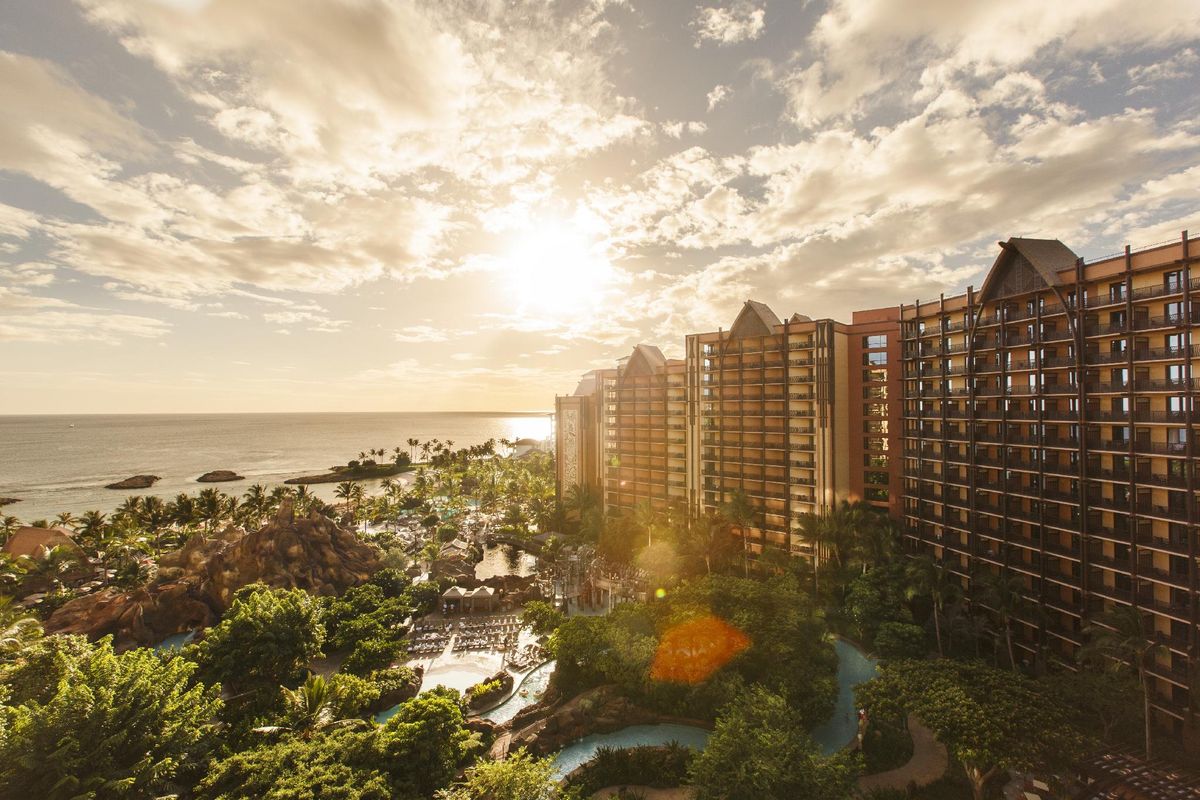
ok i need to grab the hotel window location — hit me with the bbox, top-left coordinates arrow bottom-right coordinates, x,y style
863,368 -> 887,382
864,334 -> 888,349
864,386 -> 887,400
1109,282 -> 1125,302
1165,301 -> 1184,321
864,351 -> 888,366
865,454 -> 889,468
1164,271 -> 1183,292
865,403 -> 888,417
864,419 -> 889,434
865,437 -> 889,451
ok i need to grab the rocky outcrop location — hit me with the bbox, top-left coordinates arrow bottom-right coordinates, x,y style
105,474 -> 160,490
197,470 -> 244,483
467,670 -> 514,709
508,686 -> 680,757
0,497 -> 19,507
46,501 -> 380,649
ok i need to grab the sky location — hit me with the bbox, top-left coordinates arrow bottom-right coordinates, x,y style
2,0 -> 1200,414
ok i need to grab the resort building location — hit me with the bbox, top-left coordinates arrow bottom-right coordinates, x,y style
555,302 -> 903,557
555,230 -> 1199,727
900,233 -> 1199,732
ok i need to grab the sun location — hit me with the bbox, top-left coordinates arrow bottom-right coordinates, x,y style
501,222 -> 615,316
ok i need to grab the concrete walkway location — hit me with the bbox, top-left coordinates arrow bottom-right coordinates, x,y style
857,715 -> 949,793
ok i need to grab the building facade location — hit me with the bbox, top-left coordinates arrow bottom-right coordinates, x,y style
555,232 -> 1200,726
901,234 -> 1199,732
555,301 -> 903,556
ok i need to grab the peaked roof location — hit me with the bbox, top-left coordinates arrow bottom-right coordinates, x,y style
789,312 -> 812,323
978,237 -> 1079,302
621,344 -> 667,380
2,527 -> 82,559
729,300 -> 782,339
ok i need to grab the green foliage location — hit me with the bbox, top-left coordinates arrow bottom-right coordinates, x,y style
689,685 -> 861,800
0,638 -> 222,800
565,744 -> 695,796
343,636 -> 405,676
521,600 -> 566,636
549,575 -> 836,723
857,659 -> 1091,800
190,584 -> 325,690
368,666 -> 422,710
861,716 -> 914,774
200,690 -> 478,800
468,678 -> 503,702
0,632 -> 91,706
844,562 -> 912,642
438,748 -> 559,800
872,621 -> 928,660
368,568 -> 410,598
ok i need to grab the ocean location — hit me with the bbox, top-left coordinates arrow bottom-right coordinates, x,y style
0,412 -> 553,523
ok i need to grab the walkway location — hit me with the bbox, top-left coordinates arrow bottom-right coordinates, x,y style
856,715 -> 949,793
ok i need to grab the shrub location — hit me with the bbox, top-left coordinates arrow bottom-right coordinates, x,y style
565,744 -> 695,796
873,622 -> 928,660
343,636 -> 405,676
521,600 -> 565,636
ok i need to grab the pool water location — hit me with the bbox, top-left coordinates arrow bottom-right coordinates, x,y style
551,723 -> 710,779
810,638 -> 879,754
480,659 -> 555,724
154,631 -> 195,652
474,544 -> 536,580
549,637 -> 878,775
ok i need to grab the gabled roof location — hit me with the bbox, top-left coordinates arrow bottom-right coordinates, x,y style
978,237 -> 1079,303
729,300 -> 782,339
2,527 -> 82,559
789,313 -> 812,324
621,344 -> 667,380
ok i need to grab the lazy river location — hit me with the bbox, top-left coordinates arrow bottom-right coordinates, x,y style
480,659 -> 556,724
551,637 -> 877,777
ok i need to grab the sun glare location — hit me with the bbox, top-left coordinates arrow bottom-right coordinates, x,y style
502,223 -> 615,315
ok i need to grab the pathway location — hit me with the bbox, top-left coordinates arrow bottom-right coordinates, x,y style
856,715 -> 949,793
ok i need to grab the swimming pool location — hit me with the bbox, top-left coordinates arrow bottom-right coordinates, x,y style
479,659 -> 555,724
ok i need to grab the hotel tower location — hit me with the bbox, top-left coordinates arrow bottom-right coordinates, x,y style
554,230 -> 1200,732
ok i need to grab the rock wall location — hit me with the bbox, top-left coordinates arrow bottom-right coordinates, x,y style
46,502 -> 379,649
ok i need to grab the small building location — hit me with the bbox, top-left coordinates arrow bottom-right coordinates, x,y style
2,527 -> 85,560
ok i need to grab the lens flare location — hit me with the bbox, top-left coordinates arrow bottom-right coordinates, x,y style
650,615 -> 750,685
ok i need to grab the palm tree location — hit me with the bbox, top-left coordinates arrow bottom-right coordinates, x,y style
21,544 -> 80,592
795,511 -> 828,594
0,596 -> 40,659
719,489 -> 757,577
197,488 -> 225,533
53,512 -> 77,529
293,484 -> 313,513
974,570 -> 1028,671
406,438 -> 420,461
906,555 -> 960,657
76,511 -> 107,552
255,675 -> 364,738
171,493 -> 198,528
1080,605 -> 1167,759
0,516 -> 19,544
115,495 -> 143,525
242,484 -> 267,526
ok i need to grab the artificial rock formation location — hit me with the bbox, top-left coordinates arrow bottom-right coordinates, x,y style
196,470 -> 245,483
46,501 -> 379,649
104,474 -> 160,490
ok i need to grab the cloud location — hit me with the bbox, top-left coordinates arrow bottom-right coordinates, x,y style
782,0 -> 1200,126
1127,48 -> 1199,92
692,3 -> 765,47
394,325 -> 452,343
706,84 -> 731,111
0,285 -> 170,344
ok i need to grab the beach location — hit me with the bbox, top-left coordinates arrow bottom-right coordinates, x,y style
0,411 -> 552,521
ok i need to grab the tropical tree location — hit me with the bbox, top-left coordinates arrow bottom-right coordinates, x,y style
242,483 -> 268,527
858,659 -> 1089,800
436,748 -> 558,800
973,570 -> 1031,671
0,638 -> 222,800
52,511 -> 76,529
632,499 -> 660,548
190,584 -> 325,690
690,685 -> 860,800
19,544 -> 80,592
196,488 -> 226,533
0,515 -> 19,545
0,596 -> 41,658
76,510 -> 108,550
1079,605 -> 1168,759
254,675 -> 368,738
795,511 -> 828,594
719,489 -> 757,577
407,438 -> 420,461
905,554 -> 960,657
